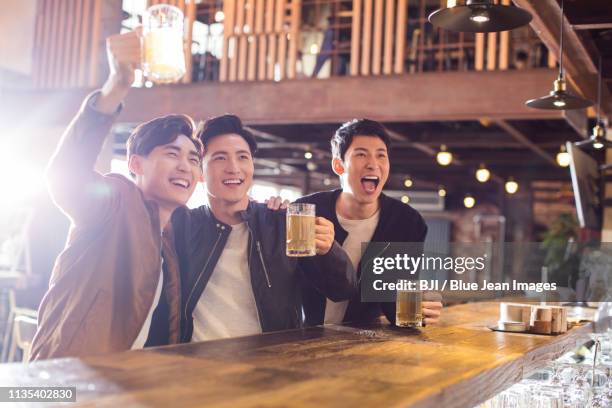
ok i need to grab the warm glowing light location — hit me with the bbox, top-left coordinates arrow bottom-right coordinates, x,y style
214,11 -> 225,22
475,165 -> 491,183
404,178 -> 413,188
594,141 -> 605,150
464,195 -> 475,209
306,162 -> 317,171
310,43 -> 319,54
505,179 -> 519,194
323,177 -> 331,186
553,100 -> 566,108
470,14 -> 490,23
304,151 -> 313,159
436,145 -> 453,166
0,147 -> 45,211
438,187 -> 447,197
556,146 -> 570,167
401,195 -> 410,204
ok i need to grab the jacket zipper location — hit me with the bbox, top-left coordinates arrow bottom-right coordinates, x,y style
256,241 -> 272,288
183,229 -> 224,326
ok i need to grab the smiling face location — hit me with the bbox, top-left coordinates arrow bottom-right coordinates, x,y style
202,133 -> 254,207
129,135 -> 202,209
333,135 -> 390,205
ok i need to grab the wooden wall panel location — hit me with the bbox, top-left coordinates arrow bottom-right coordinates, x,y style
372,0 -> 383,75
383,0 -> 394,75
32,0 -> 106,89
350,0 -> 362,76
361,0 -> 373,75
394,0 -> 406,74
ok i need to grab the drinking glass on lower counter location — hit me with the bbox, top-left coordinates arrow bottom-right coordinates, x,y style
395,289 -> 423,328
286,203 -> 316,257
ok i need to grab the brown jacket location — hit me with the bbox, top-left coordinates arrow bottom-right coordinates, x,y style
30,93 -> 181,360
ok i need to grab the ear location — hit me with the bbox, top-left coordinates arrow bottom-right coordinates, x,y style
128,155 -> 145,177
332,157 -> 345,176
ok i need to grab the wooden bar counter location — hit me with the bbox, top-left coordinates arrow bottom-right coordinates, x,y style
0,302 -> 605,407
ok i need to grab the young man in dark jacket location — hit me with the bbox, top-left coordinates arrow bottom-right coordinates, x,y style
172,116 -> 356,342
299,119 -> 443,326
30,30 -> 204,359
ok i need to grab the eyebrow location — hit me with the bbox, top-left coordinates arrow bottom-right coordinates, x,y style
210,149 -> 251,156
164,145 -> 201,159
353,147 -> 388,153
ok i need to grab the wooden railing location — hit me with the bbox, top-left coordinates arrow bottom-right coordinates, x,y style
28,0 -> 553,89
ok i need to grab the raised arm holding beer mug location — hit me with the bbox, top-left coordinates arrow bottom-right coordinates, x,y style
30,27 -> 203,360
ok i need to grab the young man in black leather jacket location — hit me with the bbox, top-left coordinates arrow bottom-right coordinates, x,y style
172,115 -> 357,342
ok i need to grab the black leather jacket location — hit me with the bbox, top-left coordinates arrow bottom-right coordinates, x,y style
172,201 -> 357,342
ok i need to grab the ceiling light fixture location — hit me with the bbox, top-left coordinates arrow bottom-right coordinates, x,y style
555,145 -> 570,167
428,0 -> 532,33
525,0 -> 593,110
505,178 -> 519,194
574,57 -> 610,150
464,194 -> 476,209
436,145 -> 453,166
475,163 -> 491,183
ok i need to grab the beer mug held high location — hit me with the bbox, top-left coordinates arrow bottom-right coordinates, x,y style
286,203 -> 316,257
142,4 -> 186,84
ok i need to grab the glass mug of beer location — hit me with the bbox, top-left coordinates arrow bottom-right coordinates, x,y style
286,203 -> 316,257
142,4 -> 186,84
396,289 -> 423,328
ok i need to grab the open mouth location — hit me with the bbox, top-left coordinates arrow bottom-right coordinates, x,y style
170,178 -> 191,189
361,176 -> 380,193
222,178 -> 244,187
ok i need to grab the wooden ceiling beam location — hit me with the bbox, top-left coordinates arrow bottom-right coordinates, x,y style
513,0 -> 612,120
0,69 -> 565,127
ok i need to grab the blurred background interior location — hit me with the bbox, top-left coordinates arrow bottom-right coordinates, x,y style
0,0 -> 611,361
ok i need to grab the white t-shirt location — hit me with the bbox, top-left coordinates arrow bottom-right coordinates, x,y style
324,210 -> 380,325
131,261 -> 164,349
191,222 -> 262,341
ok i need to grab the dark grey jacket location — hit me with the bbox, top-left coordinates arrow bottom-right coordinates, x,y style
172,201 -> 357,342
297,189 -> 428,326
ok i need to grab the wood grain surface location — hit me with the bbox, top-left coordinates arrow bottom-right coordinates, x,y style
0,302 -> 604,408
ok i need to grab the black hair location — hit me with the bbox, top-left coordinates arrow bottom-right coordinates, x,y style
197,114 -> 257,154
331,119 -> 391,160
126,114 -> 202,177
127,114 -> 202,158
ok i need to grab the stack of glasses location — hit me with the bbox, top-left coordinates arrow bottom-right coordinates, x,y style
475,329 -> 612,408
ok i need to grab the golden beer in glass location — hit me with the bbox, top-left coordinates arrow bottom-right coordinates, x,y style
396,290 -> 423,328
142,4 -> 186,84
286,203 -> 316,257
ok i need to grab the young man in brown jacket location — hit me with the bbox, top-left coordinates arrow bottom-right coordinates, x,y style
29,30 -> 204,360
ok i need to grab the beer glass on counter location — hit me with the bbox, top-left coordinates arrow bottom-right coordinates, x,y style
142,4 -> 186,84
286,203 -> 316,257
396,289 -> 423,328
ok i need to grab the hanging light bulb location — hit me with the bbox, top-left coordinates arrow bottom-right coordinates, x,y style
505,178 -> 519,194
475,164 -> 491,183
556,145 -> 570,167
304,151 -> 313,159
428,0 -> 532,33
438,186 -> 447,197
404,177 -> 413,188
525,0 -> 593,110
574,57 -> 610,150
436,145 -> 453,166
464,194 -> 476,209
401,195 -> 410,204
214,10 -> 225,23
